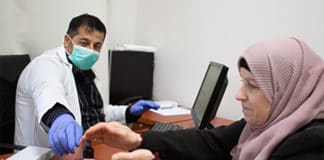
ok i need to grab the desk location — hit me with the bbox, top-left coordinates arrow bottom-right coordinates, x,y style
0,153 -> 12,160
1,111 -> 233,160
133,110 -> 233,130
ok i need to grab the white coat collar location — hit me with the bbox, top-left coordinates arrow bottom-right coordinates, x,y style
57,45 -> 72,68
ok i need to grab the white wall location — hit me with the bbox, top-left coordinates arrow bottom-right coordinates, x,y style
106,0 -> 137,48
2,0 -> 324,121
110,0 -> 324,121
0,0 -> 110,105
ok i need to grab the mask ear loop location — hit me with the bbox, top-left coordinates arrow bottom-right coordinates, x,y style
67,35 -> 76,45
66,34 -> 76,55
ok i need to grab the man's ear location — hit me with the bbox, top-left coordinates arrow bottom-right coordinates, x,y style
63,35 -> 69,48
63,35 -> 73,54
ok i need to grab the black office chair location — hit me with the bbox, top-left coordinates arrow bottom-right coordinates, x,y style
0,54 -> 30,154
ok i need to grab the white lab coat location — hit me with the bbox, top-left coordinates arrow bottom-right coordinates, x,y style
14,46 -> 127,147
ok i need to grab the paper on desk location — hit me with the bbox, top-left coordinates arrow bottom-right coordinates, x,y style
150,106 -> 190,116
8,146 -> 54,160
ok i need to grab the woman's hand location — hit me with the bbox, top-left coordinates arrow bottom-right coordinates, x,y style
112,149 -> 155,160
80,122 -> 142,150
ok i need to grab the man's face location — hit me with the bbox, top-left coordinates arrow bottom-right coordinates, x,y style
64,26 -> 105,54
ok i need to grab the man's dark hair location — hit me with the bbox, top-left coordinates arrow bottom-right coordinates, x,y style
67,13 -> 106,38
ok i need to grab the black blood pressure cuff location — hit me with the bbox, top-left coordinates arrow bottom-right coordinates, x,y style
125,106 -> 141,123
40,103 -> 73,133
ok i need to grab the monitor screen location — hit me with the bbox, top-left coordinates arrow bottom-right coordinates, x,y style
109,50 -> 154,105
191,61 -> 228,129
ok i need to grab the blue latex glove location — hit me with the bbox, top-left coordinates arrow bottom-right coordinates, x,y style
130,100 -> 160,116
48,113 -> 83,156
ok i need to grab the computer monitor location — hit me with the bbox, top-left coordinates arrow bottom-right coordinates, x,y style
109,50 -> 154,105
191,61 -> 228,129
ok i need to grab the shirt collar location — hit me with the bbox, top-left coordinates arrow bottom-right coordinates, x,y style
66,53 -> 96,83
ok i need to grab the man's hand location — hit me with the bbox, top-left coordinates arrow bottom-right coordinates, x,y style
130,100 -> 159,116
48,113 -> 83,156
81,122 -> 142,151
112,149 -> 155,160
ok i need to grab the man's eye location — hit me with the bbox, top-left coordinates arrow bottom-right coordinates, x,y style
79,41 -> 88,47
94,44 -> 102,51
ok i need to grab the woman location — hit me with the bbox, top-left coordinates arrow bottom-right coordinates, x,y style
81,38 -> 324,160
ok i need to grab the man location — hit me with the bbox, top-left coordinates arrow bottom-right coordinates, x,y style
14,13 -> 159,156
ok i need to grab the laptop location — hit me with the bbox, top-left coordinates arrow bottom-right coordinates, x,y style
150,61 -> 229,131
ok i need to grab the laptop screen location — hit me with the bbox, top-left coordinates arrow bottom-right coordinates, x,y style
191,61 -> 228,129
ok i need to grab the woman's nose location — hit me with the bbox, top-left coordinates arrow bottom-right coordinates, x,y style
235,87 -> 247,101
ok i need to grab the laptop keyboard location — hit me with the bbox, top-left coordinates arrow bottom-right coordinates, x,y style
149,122 -> 183,132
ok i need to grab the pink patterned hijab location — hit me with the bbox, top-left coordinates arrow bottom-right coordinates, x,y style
231,38 -> 324,160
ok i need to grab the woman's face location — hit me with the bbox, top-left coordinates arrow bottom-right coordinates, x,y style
236,68 -> 272,126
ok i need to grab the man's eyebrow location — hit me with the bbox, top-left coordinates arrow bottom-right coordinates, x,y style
94,42 -> 103,45
78,38 -> 103,44
78,38 -> 90,41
